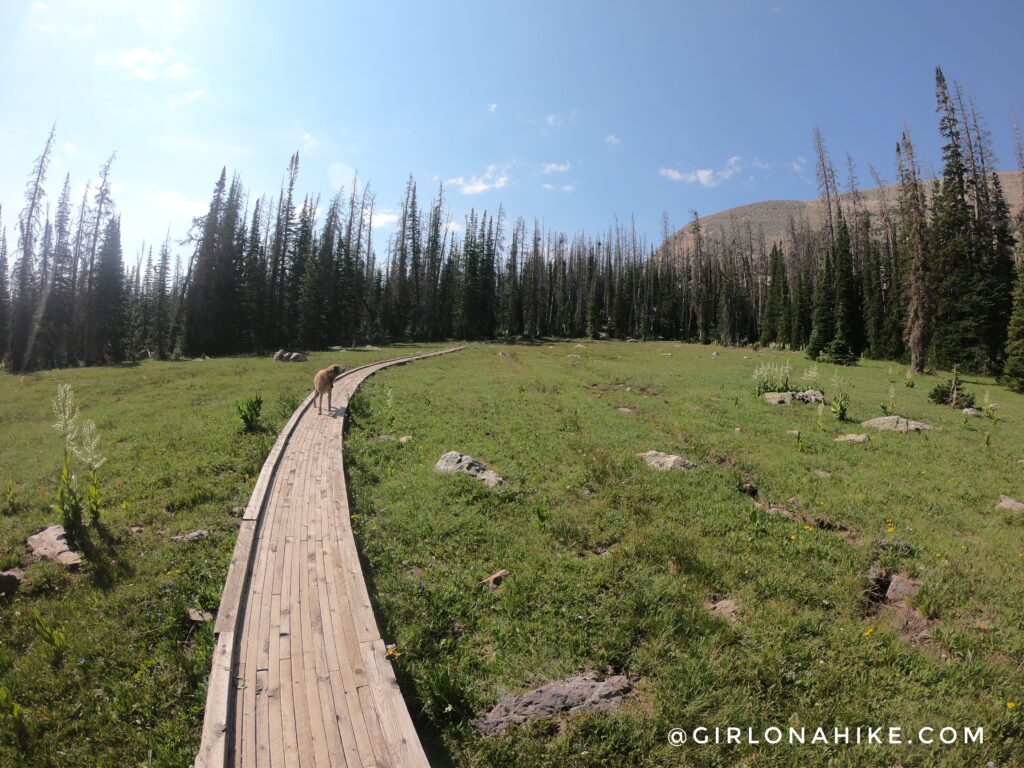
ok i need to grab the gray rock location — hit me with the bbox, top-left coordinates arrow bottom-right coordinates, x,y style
637,451 -> 695,471
171,529 -> 209,543
475,672 -> 632,736
0,568 -> 25,596
567,354 -> 580,359
763,390 -> 823,405
288,352 -> 308,362
434,452 -> 505,488
835,434 -> 869,443
26,525 -> 81,570
995,495 -> 1024,512
962,407 -> 983,418
885,574 -> 921,605
813,470 -> 832,479
273,349 -> 286,361
575,344 -> 586,349
861,415 -> 934,432
398,435 -> 413,445
188,608 -> 214,623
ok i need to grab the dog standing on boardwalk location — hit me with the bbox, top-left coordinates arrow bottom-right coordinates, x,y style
313,364 -> 346,414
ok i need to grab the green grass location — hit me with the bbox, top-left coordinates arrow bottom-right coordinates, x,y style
1,341 -> 1022,766
0,344 -> 441,766
343,342 -> 1024,767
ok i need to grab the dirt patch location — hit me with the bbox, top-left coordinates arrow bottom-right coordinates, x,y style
705,597 -> 740,624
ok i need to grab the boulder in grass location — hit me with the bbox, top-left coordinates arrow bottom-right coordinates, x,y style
637,451 -> 695,471
962,407 -> 983,418
861,415 -> 934,432
763,390 -> 823,405
835,434 -> 869,444
435,452 -> 505,488
273,349 -> 286,361
171,529 -> 209,543
26,525 -> 81,570
995,495 -> 1024,512
475,672 -> 632,736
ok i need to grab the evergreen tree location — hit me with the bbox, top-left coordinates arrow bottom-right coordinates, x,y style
822,208 -> 857,363
0,209 -> 9,364
92,217 -> 126,362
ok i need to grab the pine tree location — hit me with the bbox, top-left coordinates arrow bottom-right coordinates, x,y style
9,126 -> 55,371
0,209 -> 9,364
92,217 -> 125,362
929,67 -> 986,371
822,208 -> 857,363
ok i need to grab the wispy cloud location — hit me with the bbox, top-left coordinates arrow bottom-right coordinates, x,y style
542,183 -> 575,192
149,190 -> 207,218
488,103 -> 498,114
448,163 -> 509,195
329,161 -> 358,191
96,48 -> 191,80
606,134 -> 621,147
540,161 -> 570,174
659,156 -> 742,188
532,109 -> 577,134
167,88 -> 212,109
63,141 -> 76,155
789,156 -> 808,173
300,132 -> 318,153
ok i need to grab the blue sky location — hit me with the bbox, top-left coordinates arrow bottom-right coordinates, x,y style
1,0 -> 1021,267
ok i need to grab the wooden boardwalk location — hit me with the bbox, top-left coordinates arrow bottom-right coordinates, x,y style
196,349 -> 460,767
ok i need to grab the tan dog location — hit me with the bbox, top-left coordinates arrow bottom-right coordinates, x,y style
313,364 -> 346,414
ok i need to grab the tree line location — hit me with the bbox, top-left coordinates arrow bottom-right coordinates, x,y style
2,67 -> 1023,390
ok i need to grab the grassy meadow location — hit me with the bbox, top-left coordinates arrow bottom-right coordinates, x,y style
343,341 -> 1024,767
0,340 -> 1022,766
0,344 -> 441,766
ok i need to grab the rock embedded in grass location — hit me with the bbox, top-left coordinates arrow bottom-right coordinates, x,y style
171,529 -> 209,543
0,568 -> 25,596
26,525 -> 82,570
995,495 -> 1024,512
434,451 -> 505,488
835,434 -> 869,443
188,608 -> 214,623
475,672 -> 632,736
637,451 -> 695,471
763,390 -> 824,405
861,415 -> 934,432
962,407 -> 983,418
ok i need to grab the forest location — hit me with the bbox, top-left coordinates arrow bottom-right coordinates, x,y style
2,67 -> 1023,389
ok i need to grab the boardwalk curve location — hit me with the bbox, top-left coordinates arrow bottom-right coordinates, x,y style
196,348 -> 461,767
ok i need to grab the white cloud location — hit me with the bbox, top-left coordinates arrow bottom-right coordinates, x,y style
659,156 -> 742,188
789,157 -> 808,173
149,190 -> 207,218
606,134 -> 621,146
488,103 -> 498,114
751,158 -> 773,170
544,114 -> 560,128
448,163 -> 509,195
372,210 -> 399,229
540,161 -> 570,174
167,88 -> 212,108
542,183 -> 575,192
63,141 -> 76,155
445,221 -> 462,235
97,48 -> 191,80
300,132 -> 319,153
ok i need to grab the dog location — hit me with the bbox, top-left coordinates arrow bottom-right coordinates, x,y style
312,364 -> 346,414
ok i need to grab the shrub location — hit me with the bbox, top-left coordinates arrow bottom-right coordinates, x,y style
928,366 -> 975,408
237,393 -> 264,433
830,376 -> 851,421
